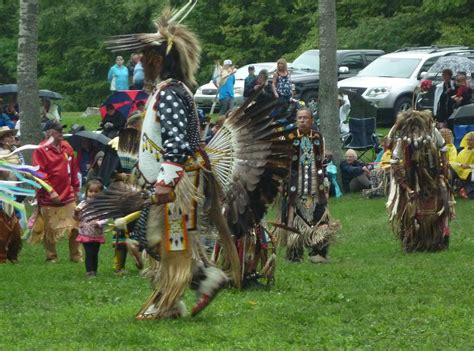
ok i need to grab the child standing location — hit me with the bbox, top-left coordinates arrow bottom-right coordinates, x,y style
75,179 -> 106,277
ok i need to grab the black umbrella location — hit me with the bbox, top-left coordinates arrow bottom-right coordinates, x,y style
448,103 -> 474,125
39,89 -> 63,100
0,84 -> 63,99
65,130 -> 111,151
0,84 -> 18,96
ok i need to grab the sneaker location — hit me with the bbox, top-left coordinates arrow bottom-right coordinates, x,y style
46,258 -> 57,264
86,271 -> 96,279
459,188 -> 468,199
309,255 -> 329,264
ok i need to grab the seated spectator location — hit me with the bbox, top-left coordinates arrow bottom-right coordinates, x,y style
439,128 -> 457,167
452,131 -> 474,199
205,116 -> 225,143
40,98 -> 61,122
340,148 -> 371,193
99,104 -> 126,138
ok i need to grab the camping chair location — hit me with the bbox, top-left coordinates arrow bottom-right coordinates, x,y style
342,117 -> 380,161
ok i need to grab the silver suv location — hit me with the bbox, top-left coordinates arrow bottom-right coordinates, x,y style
338,46 -> 471,124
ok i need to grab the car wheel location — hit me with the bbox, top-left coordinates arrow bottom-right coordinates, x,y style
394,96 -> 413,116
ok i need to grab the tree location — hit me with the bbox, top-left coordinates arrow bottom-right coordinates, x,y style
318,0 -> 342,177
17,0 -> 40,161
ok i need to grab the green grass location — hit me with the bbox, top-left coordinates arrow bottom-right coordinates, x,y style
1,195 -> 473,350
62,112 -> 102,132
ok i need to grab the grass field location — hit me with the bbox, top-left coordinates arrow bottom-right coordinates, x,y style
1,195 -> 473,350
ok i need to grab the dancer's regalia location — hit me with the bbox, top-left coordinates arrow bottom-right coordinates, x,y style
83,1 -> 288,319
386,110 -> 454,252
278,127 -> 339,263
0,140 -> 55,260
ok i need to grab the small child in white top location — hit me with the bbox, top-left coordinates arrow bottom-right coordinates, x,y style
75,179 -> 106,277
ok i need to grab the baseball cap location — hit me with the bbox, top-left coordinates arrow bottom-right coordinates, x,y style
223,59 -> 232,65
42,119 -> 67,132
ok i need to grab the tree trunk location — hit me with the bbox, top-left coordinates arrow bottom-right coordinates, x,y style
17,0 -> 40,163
318,0 -> 342,182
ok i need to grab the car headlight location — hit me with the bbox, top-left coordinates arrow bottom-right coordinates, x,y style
365,87 -> 391,98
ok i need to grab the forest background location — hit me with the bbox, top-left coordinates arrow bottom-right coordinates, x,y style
1,0 -> 474,111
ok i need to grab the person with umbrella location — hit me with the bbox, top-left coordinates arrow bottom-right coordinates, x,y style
434,68 -> 456,127
40,97 -> 61,122
99,104 -> 126,138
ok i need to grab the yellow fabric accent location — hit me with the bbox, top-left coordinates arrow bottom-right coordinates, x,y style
446,144 -> 457,165
380,150 -> 392,170
123,211 -> 141,225
453,147 -> 474,180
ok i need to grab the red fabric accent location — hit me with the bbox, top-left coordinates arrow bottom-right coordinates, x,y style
32,140 -> 80,206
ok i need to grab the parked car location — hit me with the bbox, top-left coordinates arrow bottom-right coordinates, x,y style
194,62 -> 276,112
338,46 -> 472,124
290,49 -> 385,105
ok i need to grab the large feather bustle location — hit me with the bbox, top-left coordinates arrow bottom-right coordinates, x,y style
205,85 -> 293,239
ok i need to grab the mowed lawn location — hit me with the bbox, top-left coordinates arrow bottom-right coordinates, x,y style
1,194 -> 473,350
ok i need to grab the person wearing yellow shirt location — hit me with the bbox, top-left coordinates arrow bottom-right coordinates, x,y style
439,128 -> 457,166
452,131 -> 474,199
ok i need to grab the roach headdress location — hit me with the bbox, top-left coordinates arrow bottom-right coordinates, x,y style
106,0 -> 200,87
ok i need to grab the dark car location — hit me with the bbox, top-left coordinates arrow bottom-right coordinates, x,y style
290,49 -> 385,104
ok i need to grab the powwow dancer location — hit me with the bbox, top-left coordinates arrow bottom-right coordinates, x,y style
211,94 -> 293,288
277,108 -> 339,263
84,1 -> 243,320
386,110 -> 455,252
0,137 -> 56,261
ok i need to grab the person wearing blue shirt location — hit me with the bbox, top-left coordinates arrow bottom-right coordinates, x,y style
133,58 -> 145,90
108,56 -> 129,91
218,59 -> 235,115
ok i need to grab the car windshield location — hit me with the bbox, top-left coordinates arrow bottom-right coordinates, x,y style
291,50 -> 320,71
358,57 -> 421,78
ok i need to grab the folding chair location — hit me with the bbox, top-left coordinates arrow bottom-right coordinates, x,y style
342,117 -> 380,160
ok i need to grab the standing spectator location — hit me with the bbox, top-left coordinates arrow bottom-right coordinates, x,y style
132,55 -> 145,90
75,179 -> 106,278
243,65 -> 257,98
0,126 -> 22,263
451,73 -> 472,108
99,104 -> 126,138
272,58 -> 292,105
218,59 -> 236,115
40,98 -> 61,122
32,120 -> 82,263
434,68 -> 455,127
127,53 -> 140,77
108,56 -> 129,91
340,148 -> 371,193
